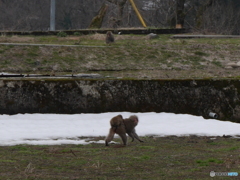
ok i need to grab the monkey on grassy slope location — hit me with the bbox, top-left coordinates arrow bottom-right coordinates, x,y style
105,31 -> 114,44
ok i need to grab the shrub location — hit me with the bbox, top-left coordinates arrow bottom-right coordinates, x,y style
57,31 -> 67,37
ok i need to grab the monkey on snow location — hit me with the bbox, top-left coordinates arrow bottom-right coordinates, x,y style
105,114 -> 143,146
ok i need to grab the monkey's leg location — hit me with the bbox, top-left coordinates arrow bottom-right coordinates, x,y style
105,128 -> 115,146
127,133 -> 135,142
118,133 -> 128,145
132,130 -> 144,142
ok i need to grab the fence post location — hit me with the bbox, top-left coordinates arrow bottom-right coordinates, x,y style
50,0 -> 56,31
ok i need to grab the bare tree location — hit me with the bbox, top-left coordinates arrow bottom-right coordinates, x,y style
106,0 -> 128,27
0,0 -> 105,31
0,0 -> 49,31
153,0 -> 174,28
89,3 -> 108,29
0,0 -> 239,34
56,0 -> 104,30
199,0 -> 240,34
176,0 -> 185,28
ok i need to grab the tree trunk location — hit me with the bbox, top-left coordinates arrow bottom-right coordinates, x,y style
176,0 -> 185,29
89,3 -> 108,29
195,0 -> 214,28
106,0 -> 127,27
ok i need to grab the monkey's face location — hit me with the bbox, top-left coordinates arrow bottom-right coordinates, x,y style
132,117 -> 138,125
128,115 -> 139,126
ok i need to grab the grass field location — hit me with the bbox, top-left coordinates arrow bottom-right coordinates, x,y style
0,136 -> 240,179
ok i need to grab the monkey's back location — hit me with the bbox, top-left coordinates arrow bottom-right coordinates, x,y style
106,31 -> 114,44
123,116 -> 138,133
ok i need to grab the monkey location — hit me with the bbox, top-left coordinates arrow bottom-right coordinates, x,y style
105,31 -> 114,44
105,115 -> 143,146
105,114 -> 127,146
123,115 -> 144,143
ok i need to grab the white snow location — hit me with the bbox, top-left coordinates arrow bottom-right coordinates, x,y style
1,112 -> 240,146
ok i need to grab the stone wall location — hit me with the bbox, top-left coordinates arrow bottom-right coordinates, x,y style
0,78 -> 240,122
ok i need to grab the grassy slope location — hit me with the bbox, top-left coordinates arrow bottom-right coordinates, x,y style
0,34 -> 239,79
0,136 -> 240,179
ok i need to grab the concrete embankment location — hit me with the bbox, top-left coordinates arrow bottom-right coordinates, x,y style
0,78 -> 240,122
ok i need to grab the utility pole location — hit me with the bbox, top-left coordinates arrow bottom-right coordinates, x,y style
50,0 -> 56,31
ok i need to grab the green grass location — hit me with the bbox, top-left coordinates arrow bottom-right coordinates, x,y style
0,136 -> 239,179
212,60 -> 222,67
196,158 -> 224,166
27,52 -> 38,57
194,51 -> 209,56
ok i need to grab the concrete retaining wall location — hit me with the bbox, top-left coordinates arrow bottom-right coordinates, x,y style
0,78 -> 240,122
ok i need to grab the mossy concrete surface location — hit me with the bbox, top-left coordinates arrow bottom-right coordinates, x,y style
0,78 -> 240,122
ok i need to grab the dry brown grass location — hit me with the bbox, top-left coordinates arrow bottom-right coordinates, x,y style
0,35 -> 35,43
